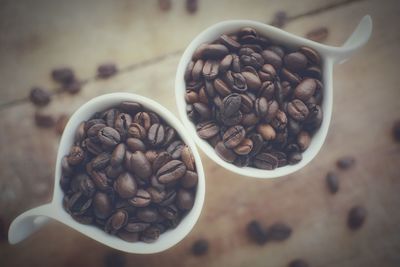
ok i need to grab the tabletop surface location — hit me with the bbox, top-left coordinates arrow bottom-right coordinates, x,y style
0,0 -> 399,266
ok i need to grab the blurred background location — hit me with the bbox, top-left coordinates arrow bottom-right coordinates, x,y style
0,0 -> 399,266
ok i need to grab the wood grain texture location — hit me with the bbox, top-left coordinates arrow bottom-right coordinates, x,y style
1,0 -> 400,266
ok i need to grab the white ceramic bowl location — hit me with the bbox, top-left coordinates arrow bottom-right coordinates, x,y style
9,93 -> 206,254
175,17 -> 372,178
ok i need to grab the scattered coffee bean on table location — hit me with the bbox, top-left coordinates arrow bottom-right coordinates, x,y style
63,80 -> 82,94
186,0 -> 198,14
104,251 -> 126,267
29,87 -> 51,106
267,222 -> 292,241
337,156 -> 355,170
347,205 -> 366,230
326,171 -> 339,194
97,63 -> 118,79
184,27 -> 324,169
270,11 -> 288,28
35,112 -> 55,128
392,120 -> 400,142
51,67 -> 75,85
247,220 -> 268,245
288,259 -> 309,267
60,101 -> 198,243
305,27 -> 329,43
191,238 -> 209,256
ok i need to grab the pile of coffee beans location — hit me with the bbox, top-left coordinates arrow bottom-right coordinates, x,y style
60,101 -> 198,243
184,27 -> 324,169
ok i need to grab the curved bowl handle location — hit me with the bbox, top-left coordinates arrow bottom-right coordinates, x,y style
328,15 -> 373,64
8,203 -> 55,244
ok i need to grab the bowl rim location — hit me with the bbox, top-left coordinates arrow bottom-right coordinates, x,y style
175,19 -> 333,178
53,92 -> 206,253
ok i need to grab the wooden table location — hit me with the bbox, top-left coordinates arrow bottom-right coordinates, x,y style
1,0 -> 399,266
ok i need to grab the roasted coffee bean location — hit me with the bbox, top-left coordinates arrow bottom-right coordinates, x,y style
284,52 -> 308,72
253,152 -> 278,170
393,120 -> 400,142
192,59 -> 204,81
287,99 -> 309,121
127,123 -> 146,140
222,93 -> 241,118
193,103 -> 211,121
267,222 -> 292,241
181,171 -> 198,189
144,150 -> 158,163
114,173 -> 137,199
128,189 -> 151,207
90,170 -> 110,191
257,124 -> 276,141
261,49 -> 282,70
242,71 -> 261,90
105,210 -> 128,234
147,187 -> 166,203
202,60 -> 219,80
248,133 -> 264,156
67,192 -> 92,215
242,112 -> 259,126
106,165 -> 124,179
98,127 -> 121,147
223,125 -> 245,148
226,71 -> 248,92
117,230 -> 139,242
300,46 -> 321,65
137,208 -> 159,223
119,101 -> 141,114
185,90 -> 199,104
167,140 -> 184,159
67,146 -> 85,166
254,97 -> 268,118
270,10 -> 288,28
159,190 -> 177,206
288,152 -> 302,164
219,54 -> 234,73
191,239 -> 209,256
157,160 -> 186,184
103,109 -> 118,127
51,67 -> 75,84
34,112 -> 55,128
97,63 -> 118,79
294,78 -> 316,101
177,189 -> 195,210
326,171 -> 339,194
337,156 -> 356,170
160,204 -> 179,220
141,226 -> 161,243
240,94 -> 254,113
297,131 -> 311,151
288,259 -> 309,267
265,100 -> 279,122
258,64 -> 276,81
133,112 -> 151,130
126,138 -> 146,152
221,110 -> 243,126
87,123 -> 106,137
233,155 -> 250,167
271,110 -> 287,131
111,143 -> 126,167
219,34 -> 241,51
147,123 -> 165,146
215,141 -> 237,163
347,206 -> 366,230
130,151 -> 152,180
214,78 -> 232,97
233,138 -> 253,155
93,192 -> 113,219
247,220 -> 268,245
152,151 -> 172,172
201,44 -> 229,59
124,219 -> 150,233
92,152 -> 111,170
181,146 -> 196,171
29,87 -> 51,106
270,151 -> 287,167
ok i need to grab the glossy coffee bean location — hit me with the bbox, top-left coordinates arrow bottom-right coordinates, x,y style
111,143 -> 126,167
137,208 -> 159,223
287,99 -> 309,121
284,52 -> 308,72
181,171 -> 198,189
114,172 -> 137,199
152,151 -> 172,172
130,151 -> 152,180
157,160 -> 187,184
215,141 -> 237,163
128,123 -> 147,139
197,121 -> 219,139
93,192 -> 113,219
98,127 -> 121,147
177,189 -> 195,210
233,138 -> 253,155
347,206 -> 367,230
223,125 -> 245,148
294,78 -> 316,101
181,146 -> 196,171
105,210 -> 128,234
253,153 -> 278,170
128,189 -> 151,207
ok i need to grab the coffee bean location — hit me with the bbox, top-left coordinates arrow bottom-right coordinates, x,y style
300,46 -> 321,65
222,93 -> 241,118
225,71 -> 248,92
240,94 -> 254,113
284,52 -> 308,72
193,102 -> 211,121
214,78 -> 232,97
152,151 -> 172,172
133,112 -> 151,130
294,79 -> 316,101
261,50 -> 282,70
167,140 -> 185,159
128,189 -> 151,207
127,123 -> 146,140
98,126 -> 121,148
288,152 -> 302,164
297,131 -> 311,151
124,219 -> 150,233
271,110 -> 288,131
97,63 -> 118,79
219,54 -> 234,73
219,35 -> 241,51
267,222 -> 292,241
306,27 -> 329,43
137,208 -> 159,223
157,160 -> 186,184
130,151 -> 152,180
177,189 -> 195,210
141,226 -> 161,243
347,206 -> 366,230
93,192 -> 113,219
29,87 -> 51,106
337,156 -> 356,170
288,259 -> 309,267
163,127 -> 176,147
192,239 -> 209,256
105,210 -> 128,234
186,0 -> 198,14
202,60 -> 219,80
181,170 -> 198,189
326,171 -> 339,194
253,152 -> 278,170
119,101 -> 142,114
67,146 -> 85,166
265,100 -> 279,122
91,152 -> 111,170
223,125 -> 245,148
34,112 -> 55,128
270,11 -> 288,28
233,138 -> 253,155
201,44 -> 229,59
215,141 -> 237,163
114,172 -> 137,199
247,220 -> 268,245
147,123 -> 165,147
111,143 -> 126,167
257,124 -> 276,141
51,67 -> 75,84
242,71 -> 261,90
287,99 -> 309,121
181,146 -> 196,171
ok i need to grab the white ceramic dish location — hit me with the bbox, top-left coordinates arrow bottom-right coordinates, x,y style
175,16 -> 372,178
8,93 -> 206,254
